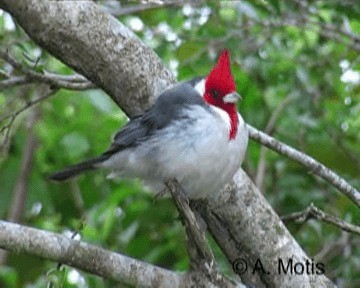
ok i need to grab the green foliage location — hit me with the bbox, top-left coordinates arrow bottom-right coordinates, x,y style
1,1 -> 360,287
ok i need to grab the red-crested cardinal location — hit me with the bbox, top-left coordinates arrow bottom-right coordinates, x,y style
49,50 -> 248,199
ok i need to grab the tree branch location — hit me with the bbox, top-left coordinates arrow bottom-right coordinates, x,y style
281,203 -> 360,235
0,49 -> 96,91
0,84 -> 56,153
0,76 -> 29,89
0,114 -> 15,154
247,124 -> 360,208
315,232 -> 349,265
0,220 -> 225,288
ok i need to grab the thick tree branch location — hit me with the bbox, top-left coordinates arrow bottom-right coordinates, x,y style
194,170 -> 335,288
0,220 -> 225,288
248,124 -> 360,208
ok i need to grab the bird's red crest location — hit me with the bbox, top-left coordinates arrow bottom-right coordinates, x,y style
205,49 -> 236,95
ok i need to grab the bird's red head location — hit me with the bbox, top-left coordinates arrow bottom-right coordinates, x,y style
204,50 -> 240,139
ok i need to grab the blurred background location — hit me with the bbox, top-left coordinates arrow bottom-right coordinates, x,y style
0,1 -> 359,287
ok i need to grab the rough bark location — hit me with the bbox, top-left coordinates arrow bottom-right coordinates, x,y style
195,170 -> 335,287
0,1 -> 336,287
0,220 -> 235,288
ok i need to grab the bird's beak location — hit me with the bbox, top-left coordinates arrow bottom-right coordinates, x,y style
223,92 -> 242,103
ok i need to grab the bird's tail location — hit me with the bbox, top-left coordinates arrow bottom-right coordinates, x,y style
48,155 -> 109,181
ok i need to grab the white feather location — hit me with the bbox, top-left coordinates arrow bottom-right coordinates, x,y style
194,78 -> 205,95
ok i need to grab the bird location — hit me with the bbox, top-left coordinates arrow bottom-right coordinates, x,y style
49,50 -> 248,199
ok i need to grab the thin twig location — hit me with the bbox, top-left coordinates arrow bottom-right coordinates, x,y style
0,49 -> 96,91
247,124 -> 360,208
0,86 -> 57,123
0,76 -> 29,89
42,71 -> 89,82
0,75 -> 95,90
315,233 -> 349,264
281,203 -> 360,235
0,116 -> 15,153
0,86 -> 57,152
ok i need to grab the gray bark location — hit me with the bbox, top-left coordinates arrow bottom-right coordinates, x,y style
0,1 -> 336,287
0,220 -> 236,288
196,170 -> 335,287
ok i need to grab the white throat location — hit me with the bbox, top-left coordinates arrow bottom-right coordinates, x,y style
194,78 -> 205,96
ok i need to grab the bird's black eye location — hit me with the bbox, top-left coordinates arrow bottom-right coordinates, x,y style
211,90 -> 219,99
